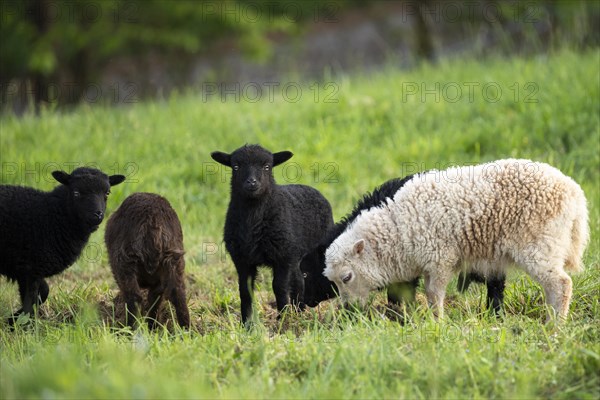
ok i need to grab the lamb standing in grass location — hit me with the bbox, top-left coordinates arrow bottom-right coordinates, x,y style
211,144 -> 334,324
0,167 -> 125,323
324,159 -> 589,322
105,192 -> 190,329
301,175 -> 506,311
301,176 -> 419,308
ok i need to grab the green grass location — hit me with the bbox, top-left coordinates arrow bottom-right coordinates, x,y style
1,48 -> 599,399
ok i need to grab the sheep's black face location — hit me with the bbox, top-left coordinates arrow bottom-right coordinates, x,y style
52,168 -> 125,231
233,152 -> 273,199
211,144 -> 293,201
300,245 -> 338,307
71,180 -> 111,229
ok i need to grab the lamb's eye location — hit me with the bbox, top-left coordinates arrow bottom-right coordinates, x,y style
73,191 -> 80,198
302,272 -> 308,279
342,272 -> 352,284
105,190 -> 111,197
264,164 -> 270,171
233,165 -> 239,171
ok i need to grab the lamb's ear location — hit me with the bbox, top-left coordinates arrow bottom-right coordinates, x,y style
211,151 -> 231,167
353,239 -> 365,256
52,171 -> 71,185
109,175 -> 126,186
273,151 -> 293,166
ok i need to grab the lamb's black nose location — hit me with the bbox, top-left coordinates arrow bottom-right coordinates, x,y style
246,178 -> 257,185
94,211 -> 104,221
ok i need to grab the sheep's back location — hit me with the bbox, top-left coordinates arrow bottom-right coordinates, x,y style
387,159 -> 586,261
105,193 -> 184,274
0,185 -> 47,235
275,184 -> 333,245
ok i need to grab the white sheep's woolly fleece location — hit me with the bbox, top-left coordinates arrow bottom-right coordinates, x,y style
324,159 -> 589,321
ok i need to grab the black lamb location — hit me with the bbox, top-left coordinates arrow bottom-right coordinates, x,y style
211,144 -> 334,325
300,175 -> 506,313
0,167 -> 125,323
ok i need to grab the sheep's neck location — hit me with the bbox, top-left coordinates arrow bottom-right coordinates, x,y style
231,190 -> 273,210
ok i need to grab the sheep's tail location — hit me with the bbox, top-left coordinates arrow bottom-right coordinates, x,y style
564,190 -> 589,273
135,221 -> 184,276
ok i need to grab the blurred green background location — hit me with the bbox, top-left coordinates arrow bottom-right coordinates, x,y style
1,0 -> 598,113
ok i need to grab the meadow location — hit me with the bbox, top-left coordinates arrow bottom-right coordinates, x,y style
1,49 -> 599,399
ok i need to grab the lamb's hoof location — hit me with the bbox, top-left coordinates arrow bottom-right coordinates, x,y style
242,319 -> 255,330
276,304 -> 299,320
7,312 -> 32,329
293,302 -> 307,312
384,305 -> 410,325
486,307 -> 504,318
6,316 -> 17,327
544,310 -> 566,327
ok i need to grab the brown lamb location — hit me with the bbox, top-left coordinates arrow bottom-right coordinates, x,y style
105,192 -> 190,329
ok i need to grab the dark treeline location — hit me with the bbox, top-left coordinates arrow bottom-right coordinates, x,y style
1,0 -> 598,114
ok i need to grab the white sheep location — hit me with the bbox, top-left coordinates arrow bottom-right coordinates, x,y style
324,159 -> 589,322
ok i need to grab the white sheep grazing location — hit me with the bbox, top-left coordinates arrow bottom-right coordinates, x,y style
324,159 -> 589,322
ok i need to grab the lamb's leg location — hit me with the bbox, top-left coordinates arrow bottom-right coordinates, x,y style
423,271 -> 453,320
457,272 -> 472,292
168,280 -> 190,329
146,286 -> 164,330
9,277 -> 35,324
8,277 -> 47,325
520,261 -> 572,323
485,274 -> 506,315
37,279 -> 49,306
289,265 -> 305,311
120,276 -> 143,329
272,266 -> 292,316
546,272 -> 573,322
512,242 -> 573,322
236,264 -> 255,325
250,268 -> 258,291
